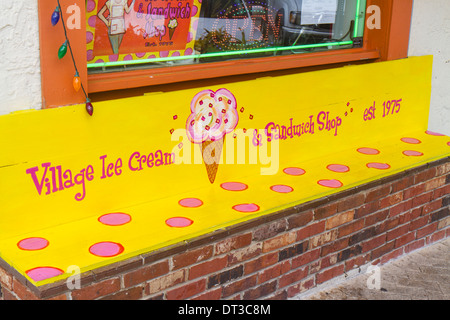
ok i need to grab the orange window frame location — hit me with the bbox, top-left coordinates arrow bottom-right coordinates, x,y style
38,0 -> 413,108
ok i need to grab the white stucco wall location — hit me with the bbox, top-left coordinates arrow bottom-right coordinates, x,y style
0,0 -> 42,114
0,1 -> 448,136
408,0 -> 450,136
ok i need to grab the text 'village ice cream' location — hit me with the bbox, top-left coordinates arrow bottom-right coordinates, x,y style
186,89 -> 239,183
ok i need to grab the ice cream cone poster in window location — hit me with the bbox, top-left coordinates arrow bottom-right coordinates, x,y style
86,0 -> 202,64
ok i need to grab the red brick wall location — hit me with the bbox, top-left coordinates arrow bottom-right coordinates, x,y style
1,158 -> 448,300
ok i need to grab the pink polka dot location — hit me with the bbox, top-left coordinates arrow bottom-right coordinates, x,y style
232,203 -> 260,213
401,137 -> 421,144
425,130 -> 444,136
283,167 -> 306,176
87,0 -> 96,12
187,32 -> 193,43
86,31 -> 93,44
109,54 -> 119,62
124,54 -> 133,61
166,217 -> 194,228
88,16 -> 97,28
191,5 -> 198,16
318,179 -> 343,188
185,47 -> 193,56
179,198 -> 203,208
447,141 -> 450,147
403,150 -> 424,157
327,164 -> 349,173
17,237 -> 49,251
367,162 -> 391,170
221,182 -> 248,191
136,52 -> 146,58
357,148 -> 380,155
270,185 -> 294,193
89,242 -> 124,257
98,213 -> 131,226
160,51 -> 169,58
26,267 -> 64,282
87,50 -> 94,61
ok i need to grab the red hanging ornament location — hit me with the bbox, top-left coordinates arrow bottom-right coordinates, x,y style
86,98 -> 94,116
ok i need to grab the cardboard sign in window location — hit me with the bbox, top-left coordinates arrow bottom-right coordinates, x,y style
86,0 -> 202,62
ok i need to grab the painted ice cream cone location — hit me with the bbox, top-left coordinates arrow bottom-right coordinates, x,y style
168,19 -> 178,40
201,138 -> 224,184
186,89 -> 239,184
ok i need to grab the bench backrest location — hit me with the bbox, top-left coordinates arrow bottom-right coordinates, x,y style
0,55 -> 434,240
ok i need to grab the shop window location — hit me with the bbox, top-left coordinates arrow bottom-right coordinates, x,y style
38,0 -> 413,106
86,0 -> 366,74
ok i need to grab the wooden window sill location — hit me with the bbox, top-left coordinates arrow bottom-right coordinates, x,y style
88,48 -> 380,93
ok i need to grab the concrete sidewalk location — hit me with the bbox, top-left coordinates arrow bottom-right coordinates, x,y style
293,238 -> 450,300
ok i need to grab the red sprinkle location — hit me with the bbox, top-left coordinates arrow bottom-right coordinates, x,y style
205,125 -> 210,131
240,107 -> 245,113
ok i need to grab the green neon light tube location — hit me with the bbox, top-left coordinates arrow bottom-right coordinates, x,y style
354,0 -> 362,38
87,40 -> 353,69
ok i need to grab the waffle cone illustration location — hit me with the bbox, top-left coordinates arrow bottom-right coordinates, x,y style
169,27 -> 177,40
201,138 -> 224,184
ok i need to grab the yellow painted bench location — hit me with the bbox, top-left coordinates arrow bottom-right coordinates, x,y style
0,55 -> 449,287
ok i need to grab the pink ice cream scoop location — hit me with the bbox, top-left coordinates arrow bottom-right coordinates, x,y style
186,88 -> 239,144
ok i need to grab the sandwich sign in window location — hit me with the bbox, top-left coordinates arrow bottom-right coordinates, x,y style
86,0 -> 366,73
